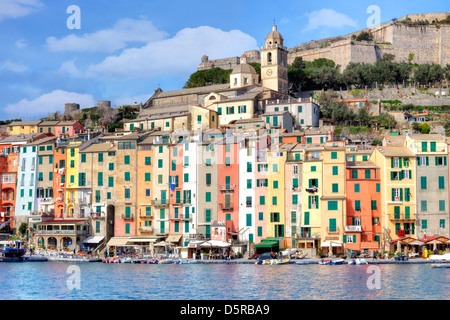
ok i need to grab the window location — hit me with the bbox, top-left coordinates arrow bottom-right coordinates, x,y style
331,152 -> 337,159
329,219 -> 337,232
124,155 -> 130,165
392,157 -> 399,168
145,157 -> 151,165
365,170 -> 371,179
272,196 -> 277,205
311,166 -> 316,172
355,200 -> 361,211
436,156 -> 447,166
124,172 -> 130,181
108,177 -> 114,187
205,192 -> 211,202
376,183 -> 380,193
332,184 -> 339,193
158,159 -> 163,168
439,176 -> 445,189
422,219 -> 427,229
420,176 -> 427,190
292,194 -> 298,205
206,173 -> 211,185
371,200 -> 377,210
98,153 -> 103,162
352,170 -> 358,179
273,164 -> 278,173
440,219 -> 446,229
328,201 -> 338,211
421,142 -> 427,152
125,188 -> 130,199
97,172 -> 103,186
273,181 -> 278,189
145,173 -> 151,182
439,200 -> 445,211
246,214 -> 252,227
259,196 -> 265,205
332,166 -> 338,175
354,183 -> 360,193
109,163 -> 114,171
421,200 -> 427,212
246,197 -> 252,207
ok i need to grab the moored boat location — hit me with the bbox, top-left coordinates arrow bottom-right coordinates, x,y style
0,241 -> 26,262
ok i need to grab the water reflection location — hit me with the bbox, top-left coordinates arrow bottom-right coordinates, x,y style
1,262 -> 450,300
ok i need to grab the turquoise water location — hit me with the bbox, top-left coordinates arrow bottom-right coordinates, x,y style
1,262 -> 449,300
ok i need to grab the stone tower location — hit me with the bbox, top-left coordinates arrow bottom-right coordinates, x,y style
260,24 -> 288,94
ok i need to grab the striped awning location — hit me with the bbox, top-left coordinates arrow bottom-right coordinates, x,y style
107,237 -> 131,246
166,234 -> 182,243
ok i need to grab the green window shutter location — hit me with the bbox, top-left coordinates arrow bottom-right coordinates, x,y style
308,196 -> 311,209
246,214 -> 252,227
328,201 -> 338,211
355,200 -> 361,211
329,219 -> 336,232
206,173 -> 211,185
125,223 -> 130,234
422,142 -> 427,152
353,235 -> 356,243
292,194 -> 298,205
98,153 -> 103,162
226,213 -> 231,221
247,162 -> 252,172
354,183 -> 360,193
421,201 -> 427,212
293,178 -> 298,188
124,172 -> 130,181
332,166 -> 338,175
272,196 -> 277,205
206,192 -> 211,202
109,163 -> 114,171
331,152 -> 337,159
108,177 -> 114,187
405,188 -> 410,202
125,206 -> 131,218
225,157 -> 230,166
439,176 -> 445,189
158,159 -> 163,168
420,176 -> 427,189
145,173 -> 151,182
392,188 -> 396,201
304,212 -> 310,225
352,170 -> 358,179
315,196 -> 319,209
259,212 -> 263,221
376,183 -> 380,193
422,219 -> 427,229
247,179 -> 252,189
440,219 -> 446,228
426,156 -> 429,166
395,223 -> 400,235
332,183 -> 338,193
260,196 -> 265,205
405,206 -> 410,219
391,157 -> 394,168
365,170 -> 370,179
430,142 -> 436,152
400,188 -> 403,201
171,160 -> 176,171
439,200 -> 445,211
273,181 -> 278,189
371,200 -> 377,210
98,172 -> 103,186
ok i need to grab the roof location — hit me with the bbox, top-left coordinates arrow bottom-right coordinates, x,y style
383,135 -> 406,146
231,63 -> 257,75
150,83 -> 230,100
408,134 -> 444,141
262,111 -> 289,116
346,161 -> 378,169
266,24 -> 283,43
38,121 -> 60,126
27,136 -> 57,146
80,143 -> 116,153
0,133 -> 43,144
57,120 -> 79,126
7,120 -> 42,127
376,146 -> 415,157
36,218 -> 89,224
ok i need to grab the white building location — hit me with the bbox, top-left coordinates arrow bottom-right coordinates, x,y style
265,98 -> 320,128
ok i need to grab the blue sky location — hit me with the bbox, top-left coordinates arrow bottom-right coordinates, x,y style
0,0 -> 447,120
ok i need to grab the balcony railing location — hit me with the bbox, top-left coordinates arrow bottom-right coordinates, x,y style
122,214 -> 134,220
151,199 -> 169,206
35,229 -> 88,235
326,227 -> 340,234
219,184 -> 236,192
219,203 -> 233,210
139,226 -> 153,233
390,213 -> 415,221
345,225 -> 362,232
170,198 -> 183,205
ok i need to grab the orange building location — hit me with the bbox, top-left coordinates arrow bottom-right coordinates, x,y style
344,161 -> 382,253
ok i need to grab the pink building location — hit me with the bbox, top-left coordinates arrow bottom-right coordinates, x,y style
55,121 -> 84,137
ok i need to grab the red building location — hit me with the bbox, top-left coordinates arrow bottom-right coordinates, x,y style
345,161 -> 382,254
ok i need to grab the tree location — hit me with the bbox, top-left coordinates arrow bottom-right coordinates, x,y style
184,67 -> 232,88
377,112 -> 397,129
18,223 -> 27,237
411,122 -> 421,133
355,31 -> 373,41
419,122 -> 431,134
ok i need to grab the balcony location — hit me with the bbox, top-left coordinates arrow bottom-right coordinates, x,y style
170,214 -> 192,221
151,199 -> 169,207
219,184 -> 236,192
122,214 -> 135,220
390,213 -> 415,221
219,203 -> 233,210
345,225 -> 362,232
90,213 -> 104,220
139,226 -> 153,233
286,155 -> 302,162
326,227 -> 340,234
170,198 -> 183,206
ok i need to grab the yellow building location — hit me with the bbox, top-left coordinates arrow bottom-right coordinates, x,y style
123,104 -> 218,132
320,141 -> 347,254
265,150 -> 286,239
370,146 -> 416,250
301,144 -> 323,248
7,120 -> 42,135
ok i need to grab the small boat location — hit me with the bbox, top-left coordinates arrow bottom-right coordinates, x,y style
319,259 -> 332,265
159,259 -> 174,264
175,259 -> 199,264
331,259 -> 345,265
0,241 -> 26,262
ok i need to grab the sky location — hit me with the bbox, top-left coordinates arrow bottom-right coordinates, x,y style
0,0 -> 447,120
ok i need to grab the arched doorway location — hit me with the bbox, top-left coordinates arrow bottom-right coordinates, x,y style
47,237 -> 57,249
61,237 -> 73,249
107,205 -> 115,240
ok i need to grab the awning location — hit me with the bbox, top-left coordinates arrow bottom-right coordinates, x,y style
83,236 -> 104,244
154,241 -> 171,247
107,237 -> 131,247
321,241 -> 342,247
188,240 -> 206,248
200,240 -> 231,248
253,241 -> 278,248
166,234 -> 182,243
128,237 -> 158,243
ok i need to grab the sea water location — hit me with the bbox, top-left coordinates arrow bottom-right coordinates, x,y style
1,262 -> 449,300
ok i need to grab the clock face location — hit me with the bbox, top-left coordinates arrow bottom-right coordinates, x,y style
266,68 -> 272,76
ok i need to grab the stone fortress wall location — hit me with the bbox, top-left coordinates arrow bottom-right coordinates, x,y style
198,13 -> 450,72
288,12 -> 450,69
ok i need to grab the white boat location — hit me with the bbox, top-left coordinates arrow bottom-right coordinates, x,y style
348,258 -> 368,265
428,253 -> 450,262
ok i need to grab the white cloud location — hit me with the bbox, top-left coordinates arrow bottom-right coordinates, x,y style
0,0 -> 43,21
87,26 -> 258,79
46,18 -> 168,53
1,60 -> 28,73
15,39 -> 27,49
4,89 -> 96,117
58,60 -> 82,77
303,8 -> 358,32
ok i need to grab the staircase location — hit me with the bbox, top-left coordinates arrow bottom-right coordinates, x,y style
94,240 -> 107,257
